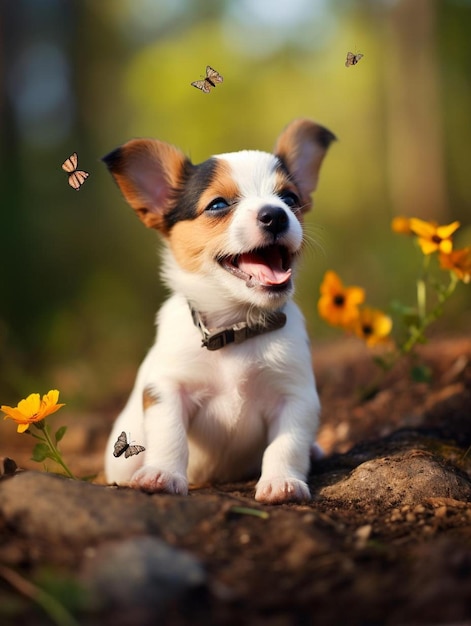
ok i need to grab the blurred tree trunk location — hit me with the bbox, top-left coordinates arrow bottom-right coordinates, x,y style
385,0 -> 448,221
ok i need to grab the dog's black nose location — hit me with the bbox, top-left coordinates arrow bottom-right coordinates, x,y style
257,206 -> 289,236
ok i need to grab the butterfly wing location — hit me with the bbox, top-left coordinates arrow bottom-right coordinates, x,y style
125,444 -> 146,458
345,52 -> 363,66
68,170 -> 89,191
191,79 -> 212,93
206,66 -> 223,83
113,431 -> 129,457
62,152 -> 78,173
345,52 -> 355,67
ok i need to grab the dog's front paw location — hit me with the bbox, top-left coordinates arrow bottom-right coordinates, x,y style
130,466 -> 188,495
255,477 -> 310,504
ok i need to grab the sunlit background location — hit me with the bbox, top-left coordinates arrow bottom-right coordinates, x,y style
1,0 -> 470,408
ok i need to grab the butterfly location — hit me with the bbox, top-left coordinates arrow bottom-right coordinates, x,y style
345,52 -> 364,67
62,152 -> 89,190
191,66 -> 224,93
113,431 -> 146,458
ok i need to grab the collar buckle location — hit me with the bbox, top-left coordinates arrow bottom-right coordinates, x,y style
190,305 -> 286,351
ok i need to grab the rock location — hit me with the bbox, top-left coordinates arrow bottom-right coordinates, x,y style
0,471 -> 221,566
318,449 -> 471,509
81,536 -> 206,625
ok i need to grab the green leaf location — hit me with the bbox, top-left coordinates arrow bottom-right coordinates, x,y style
390,300 -> 417,317
229,506 -> 270,519
55,426 -> 67,443
410,364 -> 433,383
31,443 -> 55,463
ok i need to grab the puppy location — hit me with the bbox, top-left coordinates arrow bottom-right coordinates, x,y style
103,119 -> 335,504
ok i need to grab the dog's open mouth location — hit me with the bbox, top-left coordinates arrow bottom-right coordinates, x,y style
218,245 -> 293,289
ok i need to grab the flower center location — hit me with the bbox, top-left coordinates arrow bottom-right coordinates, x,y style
432,234 -> 442,244
333,294 -> 345,307
362,324 -> 373,336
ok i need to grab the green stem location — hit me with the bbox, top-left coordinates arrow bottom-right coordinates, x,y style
417,254 -> 431,322
0,564 -> 80,626
401,272 -> 458,355
33,423 -> 76,480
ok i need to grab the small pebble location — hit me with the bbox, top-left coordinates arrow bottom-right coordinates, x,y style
354,524 -> 372,543
1,458 -> 17,476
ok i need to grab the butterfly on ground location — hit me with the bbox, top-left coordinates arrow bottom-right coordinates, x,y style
345,52 -> 364,67
62,152 -> 89,190
191,66 -> 224,93
113,432 -> 146,458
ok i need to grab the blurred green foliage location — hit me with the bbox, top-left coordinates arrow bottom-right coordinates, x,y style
0,0 -> 470,407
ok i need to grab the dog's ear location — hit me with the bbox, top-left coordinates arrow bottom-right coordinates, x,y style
274,119 -> 336,210
102,139 -> 190,231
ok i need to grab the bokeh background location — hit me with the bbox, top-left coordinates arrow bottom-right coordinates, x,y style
1,0 -> 470,411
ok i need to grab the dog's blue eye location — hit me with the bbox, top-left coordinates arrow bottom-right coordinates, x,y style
279,191 -> 299,209
206,198 -> 230,212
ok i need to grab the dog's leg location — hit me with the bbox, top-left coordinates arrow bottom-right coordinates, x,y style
255,395 -> 318,504
130,386 -> 189,495
104,397 -> 146,485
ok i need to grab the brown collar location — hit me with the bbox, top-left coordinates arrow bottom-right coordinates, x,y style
189,305 -> 287,351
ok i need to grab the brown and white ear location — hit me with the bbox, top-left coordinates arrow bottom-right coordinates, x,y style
102,139 -> 189,231
274,119 -> 336,209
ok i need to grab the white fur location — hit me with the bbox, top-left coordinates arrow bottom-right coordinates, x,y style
104,121 -> 332,503
105,293 -> 319,502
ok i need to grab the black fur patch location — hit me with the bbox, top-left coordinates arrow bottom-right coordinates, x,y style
315,125 -> 337,149
101,147 -> 123,171
274,157 -> 302,197
164,158 -> 218,230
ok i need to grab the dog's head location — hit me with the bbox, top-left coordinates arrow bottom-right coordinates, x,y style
103,119 -> 335,315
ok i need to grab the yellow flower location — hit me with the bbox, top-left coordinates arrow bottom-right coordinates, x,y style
409,218 -> 460,255
391,216 -> 413,235
2,390 -> 65,433
439,247 -> 471,284
352,307 -> 393,347
318,271 -> 365,328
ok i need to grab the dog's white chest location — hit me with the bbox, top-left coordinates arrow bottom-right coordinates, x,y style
183,351 -> 278,482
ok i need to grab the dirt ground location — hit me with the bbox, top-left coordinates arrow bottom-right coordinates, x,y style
1,335 -> 471,625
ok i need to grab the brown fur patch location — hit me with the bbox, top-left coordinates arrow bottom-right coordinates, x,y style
103,139 -> 189,232
274,119 -> 336,208
143,385 -> 161,411
167,159 -> 240,273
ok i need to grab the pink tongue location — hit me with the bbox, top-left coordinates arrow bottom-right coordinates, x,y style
237,249 -> 292,286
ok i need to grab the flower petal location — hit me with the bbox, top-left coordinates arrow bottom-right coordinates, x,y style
439,239 -> 453,255
391,217 -> 412,235
439,247 -> 471,283
436,221 -> 460,239
320,271 -> 343,296
409,218 -> 437,238
417,238 -> 439,255
42,389 -> 60,406
18,393 -> 41,418
346,286 -> 366,306
2,405 -> 27,421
